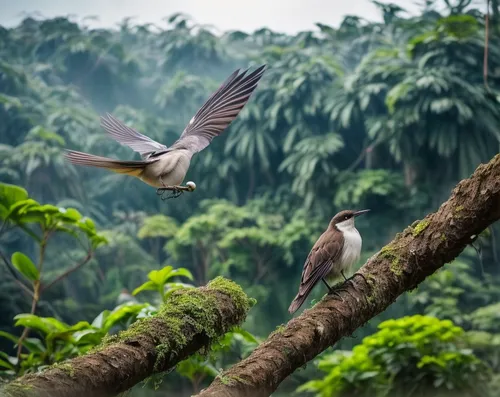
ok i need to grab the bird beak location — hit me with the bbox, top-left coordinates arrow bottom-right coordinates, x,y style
353,209 -> 370,217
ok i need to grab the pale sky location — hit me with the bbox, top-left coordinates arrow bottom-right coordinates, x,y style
0,0 -> 428,34
0,1 -> 486,34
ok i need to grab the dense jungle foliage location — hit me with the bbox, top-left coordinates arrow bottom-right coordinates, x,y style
1,0 -> 500,395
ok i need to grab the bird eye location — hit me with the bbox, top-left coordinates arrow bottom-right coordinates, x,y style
345,215 -> 349,220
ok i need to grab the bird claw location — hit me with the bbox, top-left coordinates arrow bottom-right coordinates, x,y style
322,278 -> 345,302
347,273 -> 368,286
156,183 -> 196,200
156,186 -> 184,200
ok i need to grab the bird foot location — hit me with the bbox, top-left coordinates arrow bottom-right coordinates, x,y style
345,273 -> 368,288
156,181 -> 197,200
322,279 -> 345,302
156,186 -> 184,200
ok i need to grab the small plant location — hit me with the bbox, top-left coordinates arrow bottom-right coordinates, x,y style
0,182 -> 107,368
132,265 -> 195,302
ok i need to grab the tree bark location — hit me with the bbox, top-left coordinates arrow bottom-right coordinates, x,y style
1,277 -> 252,397
195,154 -> 500,397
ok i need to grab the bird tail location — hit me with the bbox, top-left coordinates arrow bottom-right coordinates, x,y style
64,150 -> 146,176
288,293 -> 308,314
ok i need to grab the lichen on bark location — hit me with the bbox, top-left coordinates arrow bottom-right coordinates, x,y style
1,277 -> 252,397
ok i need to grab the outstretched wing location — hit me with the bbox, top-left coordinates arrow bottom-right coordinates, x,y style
288,229 -> 344,314
169,64 -> 266,154
100,113 -> 168,159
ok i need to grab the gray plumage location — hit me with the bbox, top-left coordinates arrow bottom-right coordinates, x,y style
65,65 -> 266,189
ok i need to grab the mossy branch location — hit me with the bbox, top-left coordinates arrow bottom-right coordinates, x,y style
195,154 -> 500,397
1,277 -> 253,397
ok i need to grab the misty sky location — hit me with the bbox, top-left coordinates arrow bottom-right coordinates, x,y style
0,0 -> 428,34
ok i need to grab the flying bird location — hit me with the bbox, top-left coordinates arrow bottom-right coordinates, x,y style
288,209 -> 370,314
65,65 -> 266,199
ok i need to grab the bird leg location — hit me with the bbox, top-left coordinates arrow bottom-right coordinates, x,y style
346,272 -> 368,286
322,278 -> 344,302
156,180 -> 195,200
156,186 -> 184,200
342,272 -> 368,294
156,178 -> 179,199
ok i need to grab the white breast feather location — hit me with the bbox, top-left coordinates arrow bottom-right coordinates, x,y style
336,220 -> 362,274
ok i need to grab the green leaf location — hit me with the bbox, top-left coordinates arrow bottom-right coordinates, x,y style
18,210 -> 48,225
91,310 -> 111,329
233,327 -> 259,344
72,329 -> 105,345
46,321 -> 93,344
37,204 -> 61,214
102,303 -> 149,332
168,268 -> 194,281
0,357 -> 15,370
132,280 -> 158,296
0,330 -> 19,344
84,218 -> 96,230
11,252 -> 39,282
57,208 -> 82,222
14,314 -> 68,335
147,266 -> 173,285
90,234 -> 108,249
22,337 -> 46,353
0,183 -> 28,219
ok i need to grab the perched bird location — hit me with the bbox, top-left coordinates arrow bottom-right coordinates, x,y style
65,65 -> 266,199
288,209 -> 370,314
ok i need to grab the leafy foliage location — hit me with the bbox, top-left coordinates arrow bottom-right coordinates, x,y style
299,315 -> 491,397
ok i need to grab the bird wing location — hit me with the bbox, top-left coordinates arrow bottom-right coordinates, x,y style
296,229 -> 345,302
100,113 -> 168,159
168,64 -> 266,155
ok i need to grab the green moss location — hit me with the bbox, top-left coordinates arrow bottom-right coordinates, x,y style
95,277 -> 251,371
379,244 -> 395,256
207,276 -> 254,313
51,362 -> 75,378
218,374 -> 250,386
379,244 -> 403,276
454,205 -> 464,219
270,324 -> 286,338
412,219 -> 430,236
2,380 -> 34,396
365,274 -> 377,305
440,233 -> 446,242
390,256 -> 402,276
410,220 -> 420,228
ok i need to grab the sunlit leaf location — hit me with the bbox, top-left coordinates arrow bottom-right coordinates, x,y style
132,280 -> 158,296
11,252 -> 39,282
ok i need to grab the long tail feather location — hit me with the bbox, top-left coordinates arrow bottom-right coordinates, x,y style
64,150 -> 147,176
288,293 -> 308,314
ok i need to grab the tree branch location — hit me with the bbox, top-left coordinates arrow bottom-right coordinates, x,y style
1,277 -> 253,397
41,252 -> 93,292
195,154 -> 500,397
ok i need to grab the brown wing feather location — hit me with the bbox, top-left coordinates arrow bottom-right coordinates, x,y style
288,228 -> 344,314
169,65 -> 266,154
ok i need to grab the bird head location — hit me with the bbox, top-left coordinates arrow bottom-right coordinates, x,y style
330,209 -> 370,230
